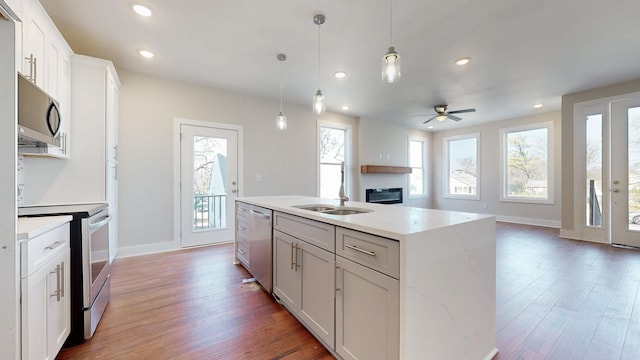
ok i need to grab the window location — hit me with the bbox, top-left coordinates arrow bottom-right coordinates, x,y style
500,122 -> 553,203
408,137 -> 427,197
444,134 -> 479,199
319,122 -> 350,199
586,114 -> 603,227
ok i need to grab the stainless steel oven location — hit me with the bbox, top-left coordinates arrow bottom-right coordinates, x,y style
82,207 -> 111,339
18,203 -> 111,346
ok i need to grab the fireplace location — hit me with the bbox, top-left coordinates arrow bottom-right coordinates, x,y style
365,188 -> 403,204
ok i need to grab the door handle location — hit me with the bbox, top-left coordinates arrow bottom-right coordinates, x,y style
612,188 -> 620,193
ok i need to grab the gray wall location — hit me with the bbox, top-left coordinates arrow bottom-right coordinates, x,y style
431,111 -> 562,227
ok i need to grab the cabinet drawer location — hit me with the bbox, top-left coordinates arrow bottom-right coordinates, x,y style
236,202 -> 252,219
336,227 -> 399,279
273,212 -> 335,252
236,216 -> 250,237
21,223 -> 70,278
236,236 -> 250,269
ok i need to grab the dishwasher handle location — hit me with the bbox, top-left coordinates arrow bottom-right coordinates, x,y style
250,209 -> 271,219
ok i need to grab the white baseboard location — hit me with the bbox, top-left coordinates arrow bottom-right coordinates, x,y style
115,241 -> 180,259
495,215 -> 561,228
483,348 -> 499,360
559,229 -> 609,244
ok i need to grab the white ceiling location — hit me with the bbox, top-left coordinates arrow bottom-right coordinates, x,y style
39,0 -> 640,131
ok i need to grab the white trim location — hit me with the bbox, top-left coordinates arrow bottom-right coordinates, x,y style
317,120 -> 352,199
443,133 -> 481,200
499,121 -> 554,204
496,215 -> 561,229
407,135 -> 428,199
172,117 -> 244,247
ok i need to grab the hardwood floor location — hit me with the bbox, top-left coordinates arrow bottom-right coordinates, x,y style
55,222 -> 640,360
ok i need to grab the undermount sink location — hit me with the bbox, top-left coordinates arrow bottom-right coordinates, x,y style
293,204 -> 372,215
322,208 -> 372,215
293,204 -> 337,212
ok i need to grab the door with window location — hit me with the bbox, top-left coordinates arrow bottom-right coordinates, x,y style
180,124 -> 238,247
611,97 -> 640,247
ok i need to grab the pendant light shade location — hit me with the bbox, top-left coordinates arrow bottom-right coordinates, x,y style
382,46 -> 401,83
313,14 -> 326,115
276,53 -> 287,130
313,89 -> 325,115
382,0 -> 401,83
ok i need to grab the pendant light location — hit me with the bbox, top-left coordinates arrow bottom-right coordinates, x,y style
382,0 -> 401,83
276,53 -> 287,130
312,14 -> 326,115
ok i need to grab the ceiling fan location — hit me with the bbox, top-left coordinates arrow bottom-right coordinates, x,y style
418,105 -> 476,124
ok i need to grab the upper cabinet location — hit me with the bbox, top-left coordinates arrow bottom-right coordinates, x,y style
18,0 -> 73,158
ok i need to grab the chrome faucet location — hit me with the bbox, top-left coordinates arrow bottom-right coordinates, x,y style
339,162 -> 349,207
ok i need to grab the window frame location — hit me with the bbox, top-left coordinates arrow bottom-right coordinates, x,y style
443,133 -> 480,200
408,135 -> 428,199
499,121 -> 554,204
317,120 -> 352,199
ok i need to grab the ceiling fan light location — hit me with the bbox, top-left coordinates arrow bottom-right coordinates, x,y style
276,112 -> 287,130
436,114 -> 448,122
313,89 -> 326,115
382,46 -> 401,83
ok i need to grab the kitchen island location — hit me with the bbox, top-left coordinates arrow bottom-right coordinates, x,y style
236,196 -> 497,360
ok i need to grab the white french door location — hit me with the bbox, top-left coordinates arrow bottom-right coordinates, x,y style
180,124 -> 238,247
611,97 -> 640,247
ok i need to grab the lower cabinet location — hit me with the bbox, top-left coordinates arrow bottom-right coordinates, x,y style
21,222 -> 71,360
335,255 -> 399,360
273,229 -> 335,348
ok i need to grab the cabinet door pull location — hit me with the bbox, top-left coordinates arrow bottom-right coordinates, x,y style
335,266 -> 341,295
295,244 -> 301,270
238,225 -> 247,231
45,240 -> 65,250
50,264 -> 61,301
60,261 -> 65,298
345,244 -> 376,257
291,242 -> 295,270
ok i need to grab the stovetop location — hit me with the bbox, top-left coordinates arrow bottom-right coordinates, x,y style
18,202 -> 108,218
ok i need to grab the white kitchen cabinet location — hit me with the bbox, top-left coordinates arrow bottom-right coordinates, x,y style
335,255 -> 399,360
20,221 -> 70,360
71,55 -> 120,261
272,213 -> 336,349
18,0 -> 73,158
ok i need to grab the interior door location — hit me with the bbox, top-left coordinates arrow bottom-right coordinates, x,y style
610,97 -> 640,247
180,124 -> 238,247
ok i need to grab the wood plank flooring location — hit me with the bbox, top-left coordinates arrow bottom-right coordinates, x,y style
55,222 -> 640,360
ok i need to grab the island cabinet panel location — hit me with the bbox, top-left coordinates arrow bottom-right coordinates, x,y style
273,211 -> 335,252
336,227 -> 400,279
272,225 -> 336,349
336,255 -> 399,360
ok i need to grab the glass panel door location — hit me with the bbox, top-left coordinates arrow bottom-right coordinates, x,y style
611,98 -> 640,247
180,124 -> 238,247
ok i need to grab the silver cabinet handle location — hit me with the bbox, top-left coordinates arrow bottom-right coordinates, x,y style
238,248 -> 245,255
50,264 -> 61,301
60,261 -> 65,298
345,244 -> 376,257
89,215 -> 111,230
238,225 -> 246,231
291,242 -> 295,270
335,266 -> 341,295
45,240 -> 65,250
250,209 -> 270,219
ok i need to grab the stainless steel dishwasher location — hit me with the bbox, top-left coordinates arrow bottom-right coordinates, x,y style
236,202 -> 273,292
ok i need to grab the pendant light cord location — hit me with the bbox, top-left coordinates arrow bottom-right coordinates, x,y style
389,0 -> 393,45
280,59 -> 284,112
317,23 -> 321,89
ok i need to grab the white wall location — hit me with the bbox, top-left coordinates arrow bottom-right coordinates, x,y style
431,111 -> 562,227
359,117 -> 431,208
117,71 -> 358,253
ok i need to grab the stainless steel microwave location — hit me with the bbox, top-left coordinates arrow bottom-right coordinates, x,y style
17,73 -> 61,150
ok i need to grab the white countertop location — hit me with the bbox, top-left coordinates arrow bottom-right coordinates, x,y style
237,195 -> 493,241
17,215 -> 73,240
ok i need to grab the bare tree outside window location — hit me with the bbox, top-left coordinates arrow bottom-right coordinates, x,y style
503,125 -> 550,201
319,125 -> 347,199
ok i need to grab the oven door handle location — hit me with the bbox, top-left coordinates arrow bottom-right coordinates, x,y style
89,215 -> 111,230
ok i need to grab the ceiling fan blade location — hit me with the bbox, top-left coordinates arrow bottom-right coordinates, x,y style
448,108 -> 476,114
448,114 -> 463,121
422,115 -> 437,124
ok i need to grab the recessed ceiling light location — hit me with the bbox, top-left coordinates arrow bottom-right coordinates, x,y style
334,71 -> 347,79
132,4 -> 152,17
139,50 -> 154,58
455,57 -> 471,66
341,105 -> 349,111
534,103 -> 544,108
427,125 -> 434,129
